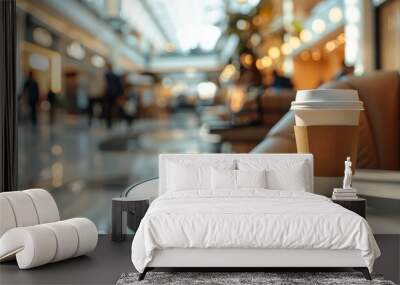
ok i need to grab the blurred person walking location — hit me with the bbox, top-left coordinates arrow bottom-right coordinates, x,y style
87,70 -> 105,127
116,73 -> 137,126
47,89 -> 57,125
22,70 -> 40,126
104,63 -> 123,129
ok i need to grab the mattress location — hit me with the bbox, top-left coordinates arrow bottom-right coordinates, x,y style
131,190 -> 380,273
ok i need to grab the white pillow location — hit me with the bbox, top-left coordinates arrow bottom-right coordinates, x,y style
266,167 -> 307,191
211,169 -> 267,190
166,160 -> 235,191
237,159 -> 309,191
211,168 -> 236,190
167,163 -> 210,191
236,169 -> 267,188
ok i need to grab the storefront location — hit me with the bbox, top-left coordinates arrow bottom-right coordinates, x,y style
17,10 -> 108,113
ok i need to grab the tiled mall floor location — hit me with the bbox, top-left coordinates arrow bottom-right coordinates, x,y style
18,111 -> 214,234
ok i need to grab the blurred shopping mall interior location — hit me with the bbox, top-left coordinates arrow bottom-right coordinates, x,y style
15,0 -> 399,234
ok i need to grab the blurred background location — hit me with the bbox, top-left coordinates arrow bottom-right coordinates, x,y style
16,0 -> 399,233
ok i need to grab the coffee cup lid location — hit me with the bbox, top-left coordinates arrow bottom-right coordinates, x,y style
291,89 -> 364,110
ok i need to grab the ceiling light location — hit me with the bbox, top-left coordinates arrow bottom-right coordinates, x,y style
289,37 -> 301,49
329,7 -> 343,23
325,41 -> 336,52
224,64 -> 236,74
255,57 -> 272,70
33,27 -> 53,47
220,64 -> 236,81
300,29 -> 312,42
250,34 -> 261,46
197,82 -> 217,100
268,47 -> 280,59
236,19 -> 250,31
66,41 -> 85,61
261,56 -> 272,67
240,53 -> 253,67
312,19 -> 326,34
281,43 -> 292,55
91,55 -> 105,68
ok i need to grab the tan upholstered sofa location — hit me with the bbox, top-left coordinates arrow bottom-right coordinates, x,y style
208,88 -> 295,153
252,71 -> 400,199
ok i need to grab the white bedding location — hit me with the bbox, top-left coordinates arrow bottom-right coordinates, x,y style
131,190 -> 380,273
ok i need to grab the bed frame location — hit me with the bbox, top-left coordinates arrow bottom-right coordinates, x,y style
138,248 -> 371,280
129,154 -> 372,281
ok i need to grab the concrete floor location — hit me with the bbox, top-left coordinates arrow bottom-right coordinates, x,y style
0,235 -> 133,285
0,235 -> 399,285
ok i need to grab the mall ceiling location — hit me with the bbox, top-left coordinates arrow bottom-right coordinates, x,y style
18,0 -> 260,71
91,0 -> 261,55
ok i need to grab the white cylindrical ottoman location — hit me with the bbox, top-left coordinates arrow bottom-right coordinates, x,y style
0,218 -> 98,269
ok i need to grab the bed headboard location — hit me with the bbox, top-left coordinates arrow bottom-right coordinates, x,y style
159,153 -> 314,195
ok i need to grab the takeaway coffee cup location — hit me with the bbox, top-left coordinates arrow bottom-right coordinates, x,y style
291,89 -> 363,126
291,89 -> 364,196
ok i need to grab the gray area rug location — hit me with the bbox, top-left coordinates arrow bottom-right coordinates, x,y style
116,272 -> 395,285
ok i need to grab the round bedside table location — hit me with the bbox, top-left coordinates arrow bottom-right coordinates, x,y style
331,198 -> 366,218
112,178 -> 159,242
122,177 -> 159,201
112,198 -> 149,242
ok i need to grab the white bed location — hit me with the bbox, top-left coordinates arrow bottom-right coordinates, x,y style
131,154 -> 380,280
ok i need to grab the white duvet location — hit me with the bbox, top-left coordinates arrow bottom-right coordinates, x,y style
131,190 -> 380,273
